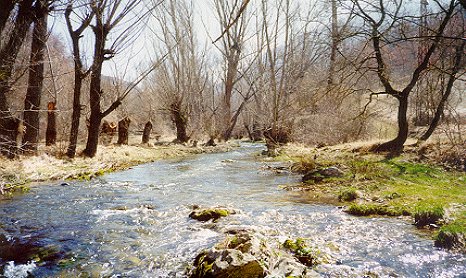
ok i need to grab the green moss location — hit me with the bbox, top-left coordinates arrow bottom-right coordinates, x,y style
283,238 -> 319,266
338,188 -> 358,202
190,251 -> 214,277
189,208 -> 231,222
346,203 -> 408,217
68,168 -> 112,181
414,204 -> 444,227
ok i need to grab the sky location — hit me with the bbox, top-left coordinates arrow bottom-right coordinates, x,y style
47,0 -> 327,82
48,0 -> 230,81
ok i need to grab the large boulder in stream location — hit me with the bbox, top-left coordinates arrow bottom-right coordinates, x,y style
190,249 -> 264,278
188,229 -> 320,277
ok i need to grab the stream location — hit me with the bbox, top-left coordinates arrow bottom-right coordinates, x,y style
0,143 -> 465,277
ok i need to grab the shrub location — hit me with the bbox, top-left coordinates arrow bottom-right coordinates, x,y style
338,188 -> 358,202
434,223 -> 465,251
291,156 -> 316,174
414,205 -> 444,227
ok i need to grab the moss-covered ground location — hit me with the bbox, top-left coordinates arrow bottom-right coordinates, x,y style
273,143 -> 466,251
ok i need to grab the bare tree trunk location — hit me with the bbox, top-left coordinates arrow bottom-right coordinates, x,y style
23,8 -> 48,153
419,41 -> 465,142
327,0 -> 338,91
223,97 -> 250,141
45,101 -> 56,146
222,51 -> 240,141
83,21 -> 106,157
66,73 -> 83,157
251,120 -> 263,141
142,121 -> 152,144
171,102 -> 189,143
0,0 -> 35,157
65,4 -> 94,158
373,95 -> 409,153
117,117 -> 131,145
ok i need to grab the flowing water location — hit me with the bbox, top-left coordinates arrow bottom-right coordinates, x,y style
0,143 -> 465,277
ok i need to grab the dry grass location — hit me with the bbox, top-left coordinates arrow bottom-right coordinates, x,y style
0,140 -> 236,194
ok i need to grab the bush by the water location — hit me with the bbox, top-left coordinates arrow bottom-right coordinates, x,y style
338,188 -> 358,202
414,205 -> 444,227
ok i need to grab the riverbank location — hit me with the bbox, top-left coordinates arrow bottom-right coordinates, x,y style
0,141 -> 237,195
271,141 -> 466,252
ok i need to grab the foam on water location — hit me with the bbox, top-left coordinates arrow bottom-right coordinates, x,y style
3,261 -> 36,278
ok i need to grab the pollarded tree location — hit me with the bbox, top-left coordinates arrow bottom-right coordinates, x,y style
82,0 -> 154,157
212,0 -> 250,141
350,0 -> 458,153
149,0 -> 207,143
22,0 -> 52,153
65,0 -> 95,158
0,0 -> 37,157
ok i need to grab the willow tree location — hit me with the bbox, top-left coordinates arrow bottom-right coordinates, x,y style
82,0 -> 151,157
0,0 -> 36,157
22,0 -> 50,153
149,0 -> 207,143
351,0 -> 458,153
65,1 -> 94,158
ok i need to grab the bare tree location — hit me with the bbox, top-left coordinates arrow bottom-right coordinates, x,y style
65,0 -> 95,158
82,0 -> 152,157
350,0 -> 458,153
149,0 -> 207,143
0,0 -> 36,157
252,0 -> 310,151
419,9 -> 466,141
22,0 -> 51,153
212,0 -> 250,141
327,0 -> 339,90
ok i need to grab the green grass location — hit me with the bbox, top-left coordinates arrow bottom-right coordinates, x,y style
414,205 -> 444,227
276,146 -> 466,238
323,157 -> 464,219
272,144 -> 466,251
435,221 -> 466,251
346,203 -> 409,216
338,188 -> 358,202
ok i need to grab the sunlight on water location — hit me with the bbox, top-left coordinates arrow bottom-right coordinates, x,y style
0,143 -> 465,277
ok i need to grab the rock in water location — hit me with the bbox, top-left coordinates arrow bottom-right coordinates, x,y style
188,229 -> 319,278
190,249 -> 265,278
302,166 -> 344,183
319,166 -> 344,178
189,207 -> 234,222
